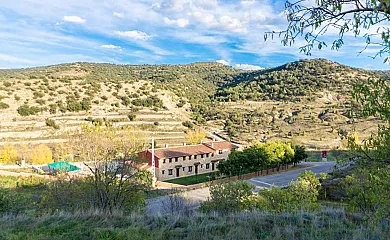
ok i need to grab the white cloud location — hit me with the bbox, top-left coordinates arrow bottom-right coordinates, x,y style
163,17 -> 189,28
113,12 -> 124,18
63,15 -> 86,24
235,63 -> 263,70
0,53 -> 34,64
216,59 -> 229,65
100,44 -> 122,50
115,30 -> 151,41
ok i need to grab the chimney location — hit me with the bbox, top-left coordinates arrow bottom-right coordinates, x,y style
200,139 -> 203,144
211,142 -> 214,148
165,143 -> 169,148
183,142 -> 186,146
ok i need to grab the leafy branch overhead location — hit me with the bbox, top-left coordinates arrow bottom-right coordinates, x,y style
266,0 -> 390,61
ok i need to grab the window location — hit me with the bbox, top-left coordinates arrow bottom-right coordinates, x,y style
162,170 -> 165,174
175,157 -> 178,162
206,163 -> 210,169
201,154 -> 204,158
168,169 -> 173,175
169,158 -> 172,163
182,167 -> 185,171
218,150 -> 223,154
189,155 -> 192,160
211,153 -> 214,157
163,159 -> 166,164
201,164 -> 203,168
194,155 -> 197,159
183,156 -> 186,161
206,153 -> 209,157
188,166 -> 193,172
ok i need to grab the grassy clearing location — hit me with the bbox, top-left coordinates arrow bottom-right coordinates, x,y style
0,210 -> 388,240
164,172 -> 216,185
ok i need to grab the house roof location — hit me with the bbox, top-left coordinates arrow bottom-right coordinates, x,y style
149,144 -> 214,159
204,141 -> 239,150
147,141 -> 238,159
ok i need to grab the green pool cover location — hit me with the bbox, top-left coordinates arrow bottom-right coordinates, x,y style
48,161 -> 81,172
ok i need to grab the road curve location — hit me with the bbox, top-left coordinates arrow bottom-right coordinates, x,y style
247,161 -> 336,190
145,161 -> 336,215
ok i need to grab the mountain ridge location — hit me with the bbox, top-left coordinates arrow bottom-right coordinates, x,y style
0,58 -> 386,149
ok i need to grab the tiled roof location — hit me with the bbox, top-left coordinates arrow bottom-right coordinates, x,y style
204,141 -> 239,150
149,144 -> 214,159
147,141 -> 238,159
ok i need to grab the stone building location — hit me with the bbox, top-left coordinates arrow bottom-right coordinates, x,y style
139,141 -> 239,181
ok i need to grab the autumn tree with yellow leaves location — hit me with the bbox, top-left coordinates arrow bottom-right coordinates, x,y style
0,144 -> 17,164
31,144 -> 53,165
187,128 -> 206,145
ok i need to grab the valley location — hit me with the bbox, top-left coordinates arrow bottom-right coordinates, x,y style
0,59 -> 385,157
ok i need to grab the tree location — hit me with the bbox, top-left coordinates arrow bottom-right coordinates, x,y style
0,144 -> 17,164
200,181 -> 256,213
292,145 -> 308,165
52,142 -> 72,162
187,128 -> 206,145
266,0 -> 390,60
69,124 -> 151,213
258,171 -> 321,213
31,144 -> 52,165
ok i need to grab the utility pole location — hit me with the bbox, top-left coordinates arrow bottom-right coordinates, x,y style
151,136 -> 156,188
151,136 -> 155,177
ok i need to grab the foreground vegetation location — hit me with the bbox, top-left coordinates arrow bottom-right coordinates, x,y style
0,209 -> 388,240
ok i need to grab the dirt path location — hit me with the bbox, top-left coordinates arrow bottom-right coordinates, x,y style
0,169 -> 52,179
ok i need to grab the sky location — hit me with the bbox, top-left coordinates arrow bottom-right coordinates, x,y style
0,0 -> 389,70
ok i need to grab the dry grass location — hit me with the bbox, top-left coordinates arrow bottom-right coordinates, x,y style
0,209 -> 388,240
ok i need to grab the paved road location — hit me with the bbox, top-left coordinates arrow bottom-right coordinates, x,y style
145,161 -> 337,215
247,161 -> 337,190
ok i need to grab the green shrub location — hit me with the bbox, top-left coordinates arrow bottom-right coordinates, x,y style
128,114 -> 136,121
182,121 -> 194,128
257,171 -> 321,213
200,181 -> 256,213
132,96 -> 163,108
17,104 -> 40,116
0,102 -> 9,109
3,81 -> 11,87
35,99 -> 46,105
45,118 -> 60,129
177,99 -> 187,107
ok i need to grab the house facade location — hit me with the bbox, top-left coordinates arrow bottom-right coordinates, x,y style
140,141 -> 239,181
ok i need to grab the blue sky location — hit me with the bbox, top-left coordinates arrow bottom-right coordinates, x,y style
0,0 -> 389,70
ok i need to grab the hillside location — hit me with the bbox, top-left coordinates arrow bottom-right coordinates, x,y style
0,59 -> 386,153
215,59 -> 370,102
0,62 -> 238,153
201,59 -> 383,148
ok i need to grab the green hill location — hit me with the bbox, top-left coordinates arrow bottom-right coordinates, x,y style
0,59 -> 386,150
215,59 -> 375,102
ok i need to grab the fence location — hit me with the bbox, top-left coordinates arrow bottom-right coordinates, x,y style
157,163 -> 297,190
